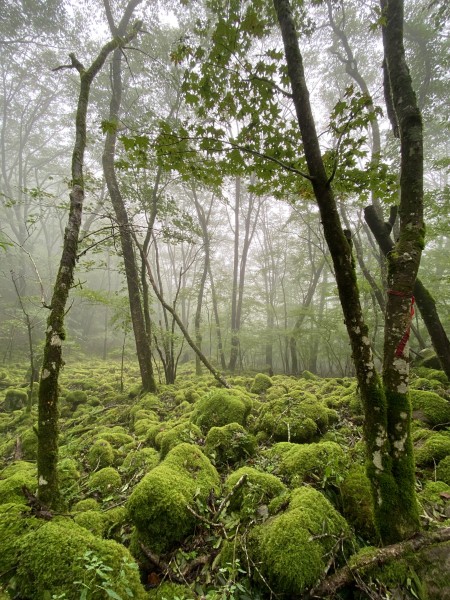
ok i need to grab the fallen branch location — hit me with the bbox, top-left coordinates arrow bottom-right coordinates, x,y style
309,527 -> 450,598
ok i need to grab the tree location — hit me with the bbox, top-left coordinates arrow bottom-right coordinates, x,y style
37,17 -> 142,508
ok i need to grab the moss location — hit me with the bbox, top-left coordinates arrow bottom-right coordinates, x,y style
134,417 -> 159,437
73,498 -> 100,512
413,366 -> 448,384
127,443 -> 220,553
4,388 -> 28,412
255,394 -> 336,443
121,447 -> 160,476
65,389 -> 88,411
87,467 -> 122,497
20,427 -> 38,460
415,432 -> 450,466
249,487 -> 350,596
410,390 -> 450,427
436,455 -> 450,486
87,439 -> 115,470
340,465 -> 377,541
205,423 -> 257,466
0,469 -> 36,505
96,430 -> 134,448
191,389 -> 251,433
0,503 -> 42,582
418,480 -> 450,522
148,581 -> 195,599
156,422 -> 203,458
74,509 -> 109,537
16,520 -> 147,599
225,467 -> 286,517
250,373 -> 273,394
301,370 -> 318,380
267,441 -> 348,486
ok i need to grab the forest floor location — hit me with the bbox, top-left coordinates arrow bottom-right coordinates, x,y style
0,359 -> 449,599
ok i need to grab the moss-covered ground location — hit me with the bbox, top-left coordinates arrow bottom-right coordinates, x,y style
0,361 -> 448,599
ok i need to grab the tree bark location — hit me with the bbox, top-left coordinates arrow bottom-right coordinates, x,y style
101,0 -> 156,393
37,21 -> 142,508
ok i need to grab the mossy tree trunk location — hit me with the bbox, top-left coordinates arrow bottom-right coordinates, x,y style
273,0 -> 422,543
37,21 -> 142,509
101,0 -> 157,394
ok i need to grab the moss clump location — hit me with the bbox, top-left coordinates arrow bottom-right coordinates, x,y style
340,465 -> 377,541
87,467 -> 122,497
267,441 -> 348,486
0,503 -> 41,582
413,366 -> 448,384
87,439 -> 115,470
148,582 -> 195,599
301,370 -> 318,380
418,481 -> 450,521
0,468 -> 36,505
65,389 -> 88,411
16,520 -> 147,599
250,487 -> 350,596
225,467 -> 286,517
155,422 -> 203,458
205,423 -> 256,466
73,498 -> 100,512
121,447 -> 159,476
74,509 -> 109,537
255,394 -> 336,443
4,388 -> 28,412
134,417 -> 158,437
20,427 -> 38,460
127,443 -> 220,552
436,455 -> 450,486
96,430 -> 134,448
250,373 -> 273,394
415,432 -> 450,466
410,390 -> 450,428
191,389 -> 251,433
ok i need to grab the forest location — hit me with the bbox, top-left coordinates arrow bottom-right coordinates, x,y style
0,0 -> 449,598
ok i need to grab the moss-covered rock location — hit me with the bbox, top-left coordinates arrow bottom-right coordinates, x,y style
87,439 -> 115,470
205,423 -> 256,466
73,498 -> 100,512
418,481 -> 450,522
65,389 -> 88,412
121,447 -> 160,476
74,509 -> 109,537
0,467 -> 36,505
255,394 -> 337,443
147,581 -> 195,599
87,467 -> 122,497
436,455 -> 450,486
127,443 -> 220,552
250,373 -> 273,395
16,520 -> 147,599
20,427 -> 38,460
266,441 -> 348,486
411,390 -> 450,428
225,466 -> 286,518
340,465 -> 377,541
4,388 -> 28,412
191,389 -> 251,433
415,432 -> 450,467
249,487 -> 350,596
155,422 -> 203,458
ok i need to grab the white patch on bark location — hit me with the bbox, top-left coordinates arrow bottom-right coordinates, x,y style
362,336 -> 370,345
354,326 -> 361,334
393,356 -> 408,374
42,369 -> 50,379
50,333 -> 62,347
46,325 -> 53,333
38,476 -> 48,486
393,434 -> 407,454
397,381 -> 408,394
400,412 -> 407,420
373,451 -> 383,471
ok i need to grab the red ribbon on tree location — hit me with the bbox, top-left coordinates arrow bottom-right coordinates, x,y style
387,289 -> 415,357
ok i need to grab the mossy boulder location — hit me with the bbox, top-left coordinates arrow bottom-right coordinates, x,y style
20,427 -> 38,460
250,373 -> 273,394
415,432 -> 450,467
267,441 -> 348,486
4,388 -> 28,412
191,389 -> 251,433
249,487 -> 350,596
74,509 -> 109,537
411,390 -> 450,428
16,520 -> 147,599
0,467 -> 36,505
87,439 -> 115,470
155,421 -> 203,458
225,466 -> 286,518
127,443 -> 220,552
121,447 -> 160,476
73,498 -> 100,512
340,465 -> 377,541
87,467 -> 122,497
205,423 -> 256,466
255,394 -> 337,443
65,389 -> 88,411
436,455 -> 450,486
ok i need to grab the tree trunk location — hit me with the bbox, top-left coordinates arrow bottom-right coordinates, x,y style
101,2 -> 156,393
273,0 -> 421,543
37,20 -> 142,508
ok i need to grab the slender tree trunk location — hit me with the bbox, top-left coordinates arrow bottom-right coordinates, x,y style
273,0 -> 421,543
102,2 -> 156,393
37,21 -> 141,508
229,177 -> 241,371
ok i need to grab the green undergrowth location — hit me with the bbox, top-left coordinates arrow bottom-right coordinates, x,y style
0,359 -> 448,598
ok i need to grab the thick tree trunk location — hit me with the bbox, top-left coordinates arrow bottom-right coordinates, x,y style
273,0 -> 420,543
102,4 -> 156,393
37,22 -> 141,508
